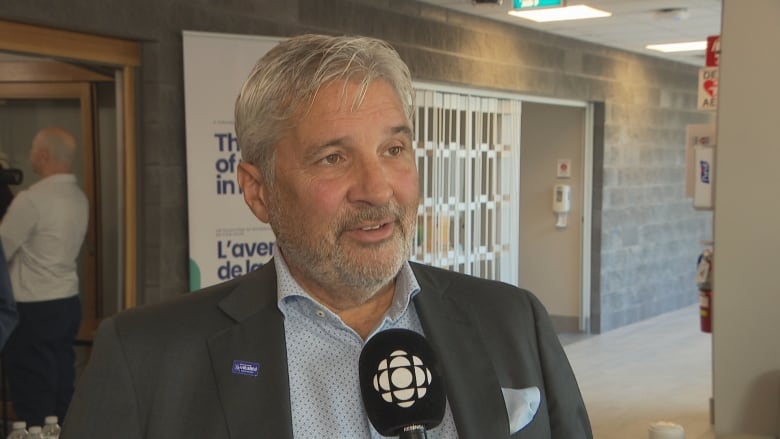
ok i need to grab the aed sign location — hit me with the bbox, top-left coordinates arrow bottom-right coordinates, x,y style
513,0 -> 564,8
697,67 -> 718,111
706,35 -> 720,67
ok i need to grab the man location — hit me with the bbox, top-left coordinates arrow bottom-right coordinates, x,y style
0,152 -> 19,349
0,244 -> 18,349
62,35 -> 592,438
0,127 -> 88,427
0,152 -> 16,218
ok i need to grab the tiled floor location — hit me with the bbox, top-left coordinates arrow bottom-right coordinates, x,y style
561,305 -> 715,439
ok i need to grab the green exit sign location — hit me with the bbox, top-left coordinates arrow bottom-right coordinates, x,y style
513,0 -> 565,8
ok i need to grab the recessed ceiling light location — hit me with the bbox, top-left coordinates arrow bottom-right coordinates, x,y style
652,7 -> 690,22
646,41 -> 707,53
507,5 -> 611,22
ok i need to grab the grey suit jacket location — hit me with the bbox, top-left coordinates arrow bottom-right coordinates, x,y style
62,261 -> 591,438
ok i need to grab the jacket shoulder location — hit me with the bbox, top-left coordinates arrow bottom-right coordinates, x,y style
110,262 -> 277,341
410,261 -> 539,305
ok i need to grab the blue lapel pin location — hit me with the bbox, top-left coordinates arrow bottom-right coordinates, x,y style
232,360 -> 260,377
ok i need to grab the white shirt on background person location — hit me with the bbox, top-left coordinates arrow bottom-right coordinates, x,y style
0,173 -> 88,302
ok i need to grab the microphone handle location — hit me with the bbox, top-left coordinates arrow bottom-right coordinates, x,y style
399,425 -> 427,439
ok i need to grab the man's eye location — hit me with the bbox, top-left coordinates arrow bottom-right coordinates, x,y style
387,146 -> 403,156
322,154 -> 342,165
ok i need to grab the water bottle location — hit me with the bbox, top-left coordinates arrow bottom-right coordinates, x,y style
26,426 -> 42,439
41,416 -> 61,439
6,421 -> 28,439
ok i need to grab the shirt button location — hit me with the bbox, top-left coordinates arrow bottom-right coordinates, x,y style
315,309 -> 326,317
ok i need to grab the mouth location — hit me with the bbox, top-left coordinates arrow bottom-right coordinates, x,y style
339,205 -> 406,243
344,219 -> 396,243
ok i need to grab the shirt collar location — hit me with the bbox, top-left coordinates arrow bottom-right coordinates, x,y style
274,253 -> 420,323
29,173 -> 77,189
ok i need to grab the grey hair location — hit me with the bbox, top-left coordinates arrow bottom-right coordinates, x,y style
234,34 -> 414,183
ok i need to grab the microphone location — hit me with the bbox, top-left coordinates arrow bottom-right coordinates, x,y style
359,329 -> 446,439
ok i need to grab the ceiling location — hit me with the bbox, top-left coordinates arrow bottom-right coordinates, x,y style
416,0 -> 722,66
0,1 -> 722,66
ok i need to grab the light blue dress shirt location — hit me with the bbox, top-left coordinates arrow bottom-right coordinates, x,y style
275,255 -> 459,438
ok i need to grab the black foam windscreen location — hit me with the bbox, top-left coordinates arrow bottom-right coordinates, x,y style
358,329 -> 446,437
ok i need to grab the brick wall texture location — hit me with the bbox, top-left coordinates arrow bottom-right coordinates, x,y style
1,0 -> 714,332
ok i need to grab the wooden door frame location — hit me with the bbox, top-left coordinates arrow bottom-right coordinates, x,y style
0,19 -> 141,311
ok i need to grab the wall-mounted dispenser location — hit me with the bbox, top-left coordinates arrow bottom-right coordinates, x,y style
553,184 -> 571,228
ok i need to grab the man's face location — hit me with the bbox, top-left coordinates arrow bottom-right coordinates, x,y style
258,79 -> 419,304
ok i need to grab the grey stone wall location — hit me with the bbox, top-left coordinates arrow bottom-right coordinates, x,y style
1,0 -> 713,331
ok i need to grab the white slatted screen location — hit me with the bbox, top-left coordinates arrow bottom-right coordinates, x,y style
412,86 -> 521,285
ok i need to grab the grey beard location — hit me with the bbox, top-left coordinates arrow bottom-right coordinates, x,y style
271,203 -> 416,305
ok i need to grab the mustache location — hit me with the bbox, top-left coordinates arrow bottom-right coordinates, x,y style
336,203 -> 407,233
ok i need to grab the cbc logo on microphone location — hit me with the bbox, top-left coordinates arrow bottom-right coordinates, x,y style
371,349 -> 433,408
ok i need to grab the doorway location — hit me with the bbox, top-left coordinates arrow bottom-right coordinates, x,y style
0,19 -> 141,321
0,65 -> 113,334
519,101 -> 591,333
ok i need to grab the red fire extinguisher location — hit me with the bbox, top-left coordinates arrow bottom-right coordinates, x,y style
696,249 -> 713,333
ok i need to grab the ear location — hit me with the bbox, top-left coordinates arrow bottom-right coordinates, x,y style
32,146 -> 48,162
237,161 -> 271,223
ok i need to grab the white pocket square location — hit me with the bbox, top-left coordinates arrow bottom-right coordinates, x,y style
501,386 -> 541,434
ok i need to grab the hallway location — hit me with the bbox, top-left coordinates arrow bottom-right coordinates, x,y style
563,305 -> 714,439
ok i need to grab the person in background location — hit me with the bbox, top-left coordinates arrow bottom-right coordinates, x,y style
62,35 -> 592,438
0,127 -> 88,428
0,244 -> 17,350
0,152 -> 18,348
0,152 -> 15,219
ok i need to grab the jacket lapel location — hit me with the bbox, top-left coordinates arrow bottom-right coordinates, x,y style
412,264 -> 510,439
206,262 -> 294,439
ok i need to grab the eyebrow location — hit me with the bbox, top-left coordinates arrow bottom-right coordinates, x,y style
391,125 -> 413,139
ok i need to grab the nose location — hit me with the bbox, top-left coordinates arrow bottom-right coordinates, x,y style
348,156 -> 393,206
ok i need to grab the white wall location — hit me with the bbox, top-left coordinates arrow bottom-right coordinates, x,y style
713,0 -> 780,435
519,102 -> 586,331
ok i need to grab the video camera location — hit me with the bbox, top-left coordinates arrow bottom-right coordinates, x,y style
0,165 -> 23,186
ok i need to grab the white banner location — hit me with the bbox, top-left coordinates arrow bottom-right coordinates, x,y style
182,31 -> 282,290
